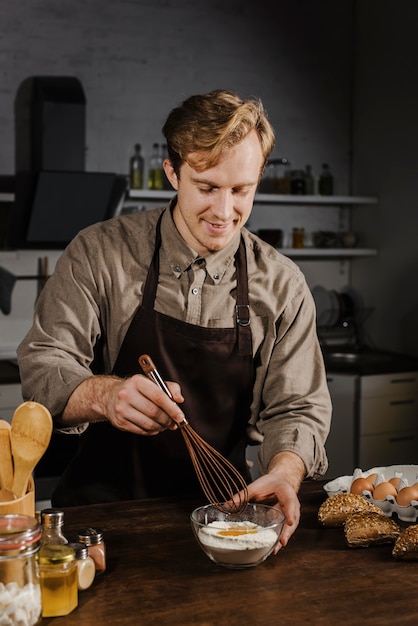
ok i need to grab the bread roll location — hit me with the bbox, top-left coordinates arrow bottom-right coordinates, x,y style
392,524 -> 418,560
344,511 -> 400,547
318,493 -> 384,527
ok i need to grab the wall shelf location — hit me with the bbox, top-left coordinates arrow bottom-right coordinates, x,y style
127,190 -> 378,206
126,190 -> 379,259
281,248 -> 377,258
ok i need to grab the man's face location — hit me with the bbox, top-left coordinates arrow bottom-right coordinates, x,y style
164,130 -> 264,256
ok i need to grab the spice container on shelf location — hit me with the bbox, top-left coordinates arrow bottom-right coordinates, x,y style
318,163 -> 334,195
292,227 -> 305,249
68,542 -> 96,590
304,164 -> 315,195
0,514 -> 42,626
274,158 -> 291,194
40,508 -> 68,545
38,544 -> 78,617
258,160 -> 276,193
77,527 -> 106,574
290,170 -> 306,195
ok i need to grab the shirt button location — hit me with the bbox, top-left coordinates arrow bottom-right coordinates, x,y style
191,288 -> 199,295
174,265 -> 181,273
213,274 -> 220,280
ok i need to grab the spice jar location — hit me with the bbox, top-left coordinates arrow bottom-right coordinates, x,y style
68,542 -> 96,590
77,527 -> 106,574
292,227 -> 305,248
40,508 -> 68,545
290,170 -> 306,195
0,514 -> 42,626
38,544 -> 78,617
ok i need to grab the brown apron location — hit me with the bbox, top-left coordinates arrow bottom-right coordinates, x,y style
53,212 -> 255,506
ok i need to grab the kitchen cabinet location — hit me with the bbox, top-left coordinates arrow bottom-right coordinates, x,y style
325,369 -> 418,479
127,190 -> 378,258
324,373 -> 357,478
358,371 -> 418,469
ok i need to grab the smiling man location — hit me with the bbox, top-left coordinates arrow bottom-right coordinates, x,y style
17,90 -> 331,551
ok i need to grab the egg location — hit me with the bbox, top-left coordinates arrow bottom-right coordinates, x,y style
366,473 -> 377,487
389,477 -> 402,491
372,481 -> 398,501
350,477 -> 374,495
396,484 -> 418,507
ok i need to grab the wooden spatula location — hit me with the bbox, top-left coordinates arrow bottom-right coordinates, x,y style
0,420 -> 14,489
10,401 -> 53,498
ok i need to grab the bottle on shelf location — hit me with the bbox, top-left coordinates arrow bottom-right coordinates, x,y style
304,164 -> 315,195
129,143 -> 144,190
290,170 -> 306,195
148,143 -> 164,190
258,160 -> 276,193
318,163 -> 334,195
275,158 -> 291,194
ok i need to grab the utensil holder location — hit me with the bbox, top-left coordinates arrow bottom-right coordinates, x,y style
0,477 -> 35,516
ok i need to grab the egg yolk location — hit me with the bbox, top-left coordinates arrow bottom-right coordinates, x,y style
217,527 -> 258,536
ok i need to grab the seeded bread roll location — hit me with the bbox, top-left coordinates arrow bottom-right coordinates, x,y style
392,524 -> 418,560
318,493 -> 384,527
344,511 -> 400,547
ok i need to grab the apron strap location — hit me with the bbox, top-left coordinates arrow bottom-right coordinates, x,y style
235,238 -> 252,357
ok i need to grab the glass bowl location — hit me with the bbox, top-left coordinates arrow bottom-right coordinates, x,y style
190,502 -> 285,569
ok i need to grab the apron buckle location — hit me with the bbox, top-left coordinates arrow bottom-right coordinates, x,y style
236,304 -> 250,327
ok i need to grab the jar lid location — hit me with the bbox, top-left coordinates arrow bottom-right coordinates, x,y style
0,514 -> 42,556
68,541 -> 89,560
41,508 -> 65,527
77,527 -> 103,545
38,544 -> 75,564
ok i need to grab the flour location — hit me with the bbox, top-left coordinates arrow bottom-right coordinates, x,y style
197,521 -> 278,566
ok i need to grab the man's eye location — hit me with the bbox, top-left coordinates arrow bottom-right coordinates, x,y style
200,187 -> 215,194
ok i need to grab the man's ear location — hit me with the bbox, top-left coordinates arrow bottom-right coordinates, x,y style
163,159 -> 178,190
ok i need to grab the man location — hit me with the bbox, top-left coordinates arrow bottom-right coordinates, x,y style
17,89 -> 331,550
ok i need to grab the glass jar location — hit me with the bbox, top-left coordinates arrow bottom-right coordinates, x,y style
68,542 -> 96,590
0,514 -> 42,626
38,544 -> 78,617
274,158 -> 291,194
77,527 -> 106,574
292,227 -> 305,248
290,170 -> 306,195
258,160 -> 276,193
318,163 -> 334,195
40,508 -> 68,545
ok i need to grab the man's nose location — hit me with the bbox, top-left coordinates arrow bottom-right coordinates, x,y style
213,191 -> 234,219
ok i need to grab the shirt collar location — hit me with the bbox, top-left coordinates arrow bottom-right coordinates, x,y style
160,199 -> 241,282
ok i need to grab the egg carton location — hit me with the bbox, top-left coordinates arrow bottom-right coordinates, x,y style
323,465 -> 418,523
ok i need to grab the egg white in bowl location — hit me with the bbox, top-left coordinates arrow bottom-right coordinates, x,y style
190,502 -> 285,569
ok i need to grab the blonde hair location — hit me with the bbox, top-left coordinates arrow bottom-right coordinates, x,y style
162,89 -> 275,175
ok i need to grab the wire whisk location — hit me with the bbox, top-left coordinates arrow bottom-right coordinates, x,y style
138,354 -> 249,514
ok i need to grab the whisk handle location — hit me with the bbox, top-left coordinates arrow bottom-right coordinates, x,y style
138,354 -> 174,399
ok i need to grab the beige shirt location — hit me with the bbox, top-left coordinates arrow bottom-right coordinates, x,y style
17,204 -> 331,478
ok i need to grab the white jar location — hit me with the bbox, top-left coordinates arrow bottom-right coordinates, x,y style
68,541 -> 96,590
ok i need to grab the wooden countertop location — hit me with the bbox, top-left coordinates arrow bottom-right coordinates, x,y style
43,480 -> 418,625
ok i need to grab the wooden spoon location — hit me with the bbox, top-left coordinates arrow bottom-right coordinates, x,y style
0,488 -> 17,502
0,420 -> 14,491
10,401 -> 53,498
